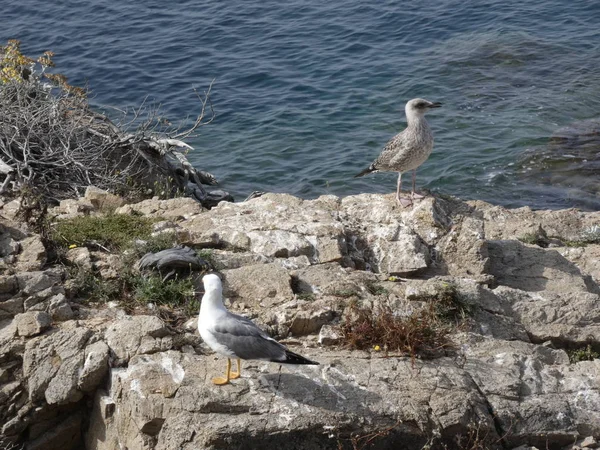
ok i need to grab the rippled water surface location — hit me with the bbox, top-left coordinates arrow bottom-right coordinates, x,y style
4,0 -> 600,209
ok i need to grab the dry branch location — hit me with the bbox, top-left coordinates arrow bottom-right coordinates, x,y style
0,50 -> 231,208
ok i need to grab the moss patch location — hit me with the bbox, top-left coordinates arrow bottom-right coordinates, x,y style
52,213 -> 155,251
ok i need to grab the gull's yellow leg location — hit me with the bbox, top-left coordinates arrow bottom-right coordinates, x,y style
230,358 -> 241,379
212,358 -> 231,385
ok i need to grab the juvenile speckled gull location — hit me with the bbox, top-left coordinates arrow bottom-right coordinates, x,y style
198,273 -> 319,385
355,98 -> 441,207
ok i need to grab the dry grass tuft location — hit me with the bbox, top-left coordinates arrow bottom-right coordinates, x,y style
340,282 -> 472,359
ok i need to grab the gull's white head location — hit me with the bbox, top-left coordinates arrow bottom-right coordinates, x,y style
202,273 -> 222,293
405,98 -> 442,117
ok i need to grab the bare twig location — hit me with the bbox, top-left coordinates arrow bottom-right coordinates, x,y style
0,60 -> 228,207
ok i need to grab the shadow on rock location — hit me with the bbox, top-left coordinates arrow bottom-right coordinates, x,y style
487,240 -> 598,293
260,371 -> 382,415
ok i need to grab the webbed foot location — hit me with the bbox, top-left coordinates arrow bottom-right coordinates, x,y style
211,377 -> 230,386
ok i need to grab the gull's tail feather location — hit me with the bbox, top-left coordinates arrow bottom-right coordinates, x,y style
354,163 -> 377,178
279,349 -> 319,365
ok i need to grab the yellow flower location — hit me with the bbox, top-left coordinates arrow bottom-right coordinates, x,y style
373,345 -> 381,352
68,244 -> 77,249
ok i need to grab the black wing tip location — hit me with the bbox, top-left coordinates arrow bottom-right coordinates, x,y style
354,165 -> 376,178
280,350 -> 319,365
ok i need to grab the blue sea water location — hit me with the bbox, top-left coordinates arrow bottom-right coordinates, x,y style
3,0 -> 600,210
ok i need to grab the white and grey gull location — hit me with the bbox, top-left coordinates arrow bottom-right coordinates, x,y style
198,273 -> 319,385
355,98 -> 441,207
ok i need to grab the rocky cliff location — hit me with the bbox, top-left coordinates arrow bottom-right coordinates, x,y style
0,191 -> 599,450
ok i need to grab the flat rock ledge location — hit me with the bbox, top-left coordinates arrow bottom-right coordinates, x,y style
0,192 -> 599,450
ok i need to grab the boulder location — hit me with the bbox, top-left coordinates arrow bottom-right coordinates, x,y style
436,214 -> 489,277
494,287 -> 600,344
181,194 -> 346,263
364,223 -> 429,274
104,315 -> 171,366
47,293 -> 74,321
65,247 -> 92,271
318,324 -> 342,346
23,285 -> 65,311
0,233 -> 20,257
341,194 -> 430,274
92,252 -> 122,280
51,198 -> 94,219
78,340 -> 110,392
86,351 -> 186,450
0,275 -> 18,295
222,263 -> 294,308
487,240 -> 592,293
0,296 -> 24,318
115,197 -> 204,220
461,334 -> 599,447
557,244 -> 600,287
84,185 -> 125,210
14,311 -> 51,337
15,235 -> 46,271
16,270 -> 62,296
2,192 -> 600,449
26,413 -> 82,450
23,326 -> 94,404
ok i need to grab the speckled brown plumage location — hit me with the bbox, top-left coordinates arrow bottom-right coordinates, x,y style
355,98 -> 441,207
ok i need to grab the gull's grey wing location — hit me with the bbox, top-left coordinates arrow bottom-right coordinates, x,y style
211,312 -> 287,361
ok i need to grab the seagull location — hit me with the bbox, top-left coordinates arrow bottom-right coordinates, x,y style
198,273 -> 319,385
355,98 -> 441,207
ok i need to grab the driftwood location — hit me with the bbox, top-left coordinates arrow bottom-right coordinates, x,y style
138,245 -> 210,281
0,63 -> 232,208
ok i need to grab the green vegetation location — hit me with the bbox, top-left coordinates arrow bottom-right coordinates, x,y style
568,344 -> 599,363
196,248 -> 216,266
518,232 -> 547,247
331,289 -> 360,298
365,281 -> 389,296
58,215 -> 199,318
72,270 -> 197,317
549,227 -> 600,247
431,282 -> 474,323
69,268 -> 124,304
52,214 -> 155,251
296,293 -> 316,302
132,231 -> 179,257
134,274 -> 198,316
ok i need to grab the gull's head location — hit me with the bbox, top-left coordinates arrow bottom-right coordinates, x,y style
406,98 -> 442,116
202,273 -> 222,293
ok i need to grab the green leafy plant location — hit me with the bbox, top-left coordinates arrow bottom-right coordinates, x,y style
568,344 -> 599,363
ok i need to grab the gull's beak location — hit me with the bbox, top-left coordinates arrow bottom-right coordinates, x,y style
428,102 -> 442,108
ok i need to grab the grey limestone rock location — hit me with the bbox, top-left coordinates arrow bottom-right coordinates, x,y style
104,315 -> 171,366
15,236 -> 46,272
14,311 -> 51,337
